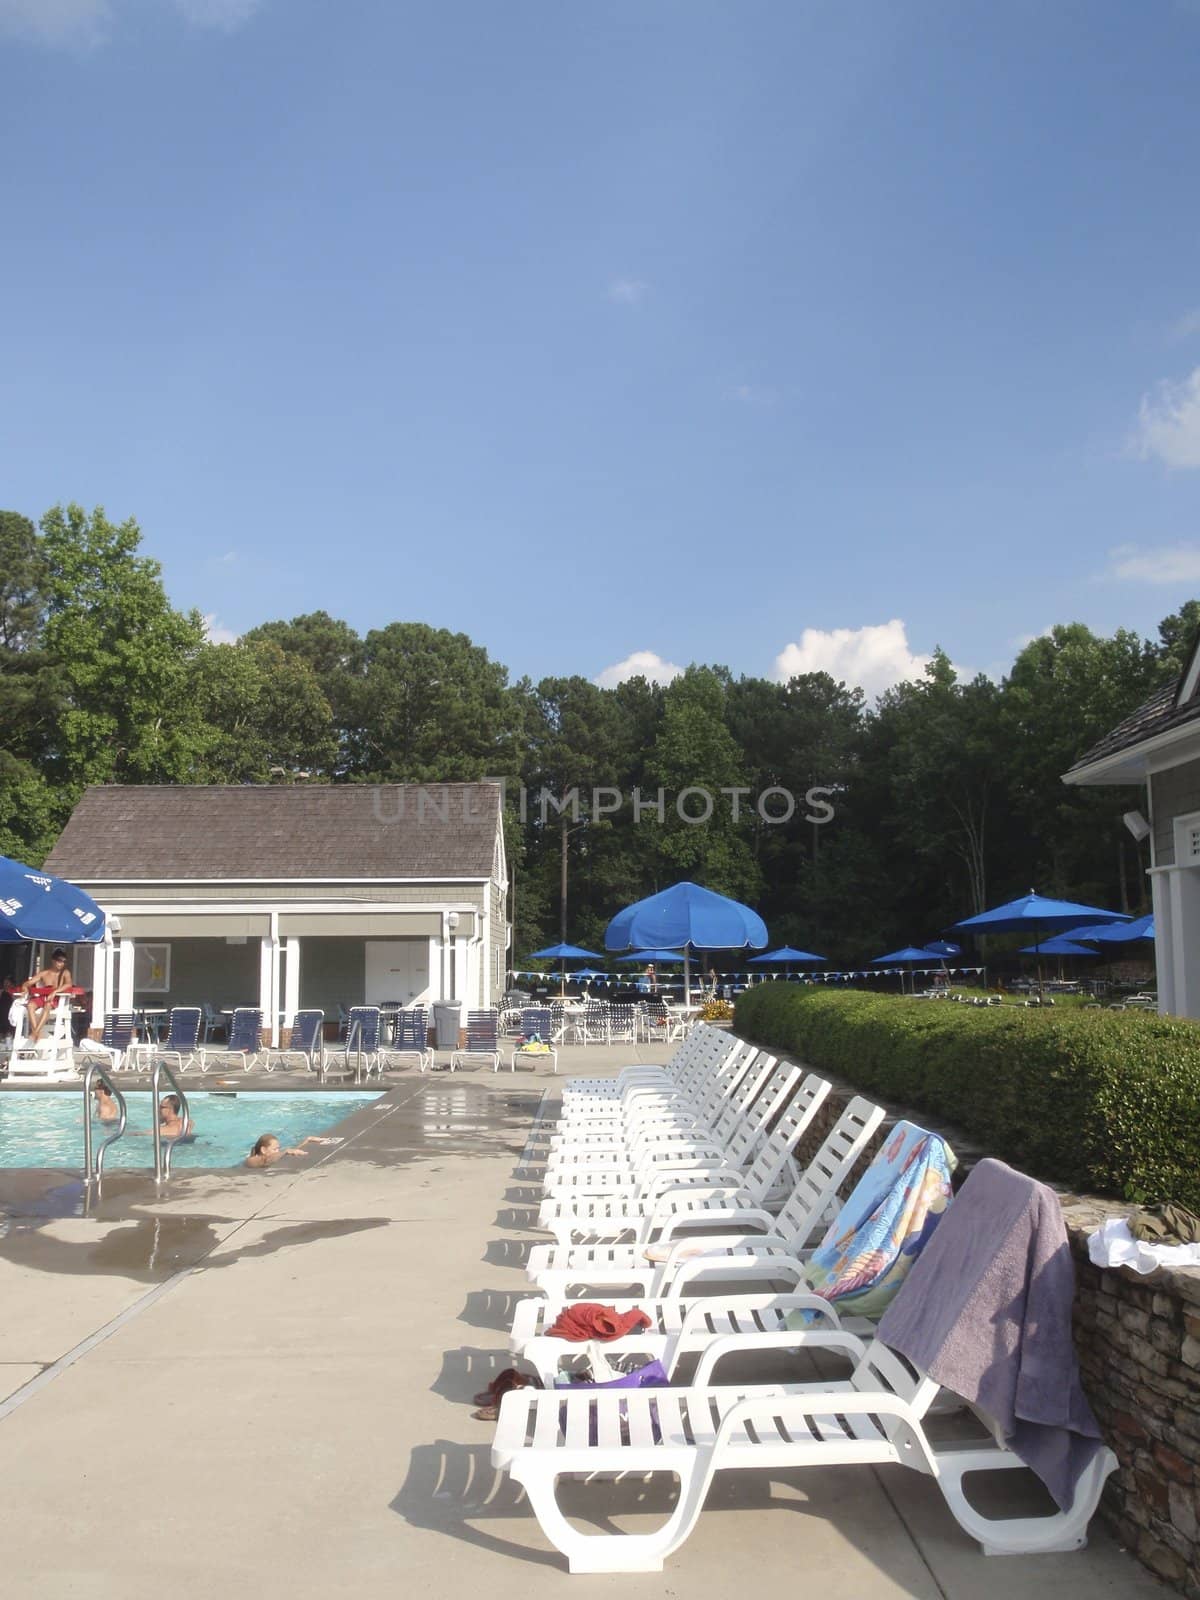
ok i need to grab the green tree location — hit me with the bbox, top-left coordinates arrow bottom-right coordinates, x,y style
188,639 -> 338,782
243,610 -> 364,776
645,667 -> 759,898
999,623 -> 1161,906
352,621 -> 522,783
38,504 -> 207,787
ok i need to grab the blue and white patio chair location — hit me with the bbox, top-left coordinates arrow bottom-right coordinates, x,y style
325,1006 -> 382,1081
200,1002 -> 227,1044
449,1010 -> 500,1072
380,1006 -> 432,1072
77,1012 -> 138,1073
129,1006 -> 202,1073
607,1004 -> 638,1045
198,1008 -> 262,1073
264,1009 -> 325,1074
511,1007 -> 557,1073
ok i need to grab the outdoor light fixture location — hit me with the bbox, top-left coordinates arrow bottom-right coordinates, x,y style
1123,811 -> 1151,843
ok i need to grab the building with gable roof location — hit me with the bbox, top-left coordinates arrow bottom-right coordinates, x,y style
44,783 -> 509,1039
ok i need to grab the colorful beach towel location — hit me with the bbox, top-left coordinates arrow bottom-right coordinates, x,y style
789,1119 -> 956,1323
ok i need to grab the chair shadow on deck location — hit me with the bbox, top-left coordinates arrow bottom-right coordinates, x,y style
493,1204 -> 538,1231
389,1441 -> 857,1573
457,1287 -> 531,1332
482,1235 -> 534,1268
431,1345 -> 517,1402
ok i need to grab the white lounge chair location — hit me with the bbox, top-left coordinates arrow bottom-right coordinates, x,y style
539,1053 -> 783,1200
536,1070 -> 829,1246
491,1330 -> 1117,1572
525,1096 -> 885,1299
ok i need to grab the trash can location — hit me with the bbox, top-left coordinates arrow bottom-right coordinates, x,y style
433,1000 -> 463,1049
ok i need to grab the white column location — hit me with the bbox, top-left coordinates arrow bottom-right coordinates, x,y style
283,936 -> 300,1029
1150,869 -> 1173,1016
258,923 -> 281,1045
117,938 -> 135,1013
91,934 -> 112,1031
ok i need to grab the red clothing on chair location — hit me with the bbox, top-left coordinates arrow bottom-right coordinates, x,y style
544,1303 -> 652,1342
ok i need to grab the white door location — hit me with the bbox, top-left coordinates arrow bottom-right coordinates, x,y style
364,940 -> 431,1006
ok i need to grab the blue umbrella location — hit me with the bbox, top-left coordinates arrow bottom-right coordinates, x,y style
748,945 -> 827,984
872,946 -> 945,995
526,943 -> 603,961
605,881 -> 768,1004
614,949 -> 686,963
0,854 -> 106,945
950,892 -> 1128,938
923,939 -> 962,957
872,946 -> 943,964
1019,937 -> 1101,957
951,890 -> 1128,995
1064,913 -> 1154,945
524,942 -> 603,996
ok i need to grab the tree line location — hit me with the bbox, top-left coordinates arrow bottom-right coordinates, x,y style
3,504 -> 1193,961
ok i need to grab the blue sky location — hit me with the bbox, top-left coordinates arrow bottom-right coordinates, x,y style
4,0 -> 1200,698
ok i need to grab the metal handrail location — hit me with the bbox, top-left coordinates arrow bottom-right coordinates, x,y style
151,1057 -> 192,1184
82,1060 -> 128,1187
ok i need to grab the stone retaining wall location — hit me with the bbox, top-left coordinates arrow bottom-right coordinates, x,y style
772,1050 -> 1200,1597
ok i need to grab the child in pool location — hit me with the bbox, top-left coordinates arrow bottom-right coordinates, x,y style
92,1082 -> 120,1123
244,1133 -> 339,1169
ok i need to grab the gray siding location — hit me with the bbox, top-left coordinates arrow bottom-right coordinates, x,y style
81,881 -> 486,908
1151,758 -> 1200,866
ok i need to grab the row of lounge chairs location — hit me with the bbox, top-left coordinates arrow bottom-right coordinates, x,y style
485,1023 -> 1118,1573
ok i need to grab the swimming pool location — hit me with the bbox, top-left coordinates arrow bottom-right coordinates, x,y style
0,1091 -> 382,1171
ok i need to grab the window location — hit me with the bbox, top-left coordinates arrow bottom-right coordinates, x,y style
134,943 -> 171,993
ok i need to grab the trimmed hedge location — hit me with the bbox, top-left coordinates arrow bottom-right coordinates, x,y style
734,985 -> 1200,1210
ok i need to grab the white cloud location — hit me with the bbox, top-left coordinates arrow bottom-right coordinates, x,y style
1104,543 -> 1200,584
172,0 -> 262,29
202,614 -> 241,646
0,0 -> 261,45
607,277 -> 648,306
1131,367 -> 1200,469
773,620 -> 931,700
0,0 -> 111,46
732,383 -> 779,405
594,650 -> 683,689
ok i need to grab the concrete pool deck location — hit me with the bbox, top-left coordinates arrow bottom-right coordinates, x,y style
0,1046 -> 1167,1598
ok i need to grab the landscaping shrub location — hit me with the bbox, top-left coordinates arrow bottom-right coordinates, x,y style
734,985 -> 1200,1209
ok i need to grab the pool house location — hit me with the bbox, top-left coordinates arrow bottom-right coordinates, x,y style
43,782 -> 510,1042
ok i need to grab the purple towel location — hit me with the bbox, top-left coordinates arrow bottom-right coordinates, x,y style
877,1157 -> 1104,1510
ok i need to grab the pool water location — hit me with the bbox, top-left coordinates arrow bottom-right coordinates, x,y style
0,1091 -> 382,1171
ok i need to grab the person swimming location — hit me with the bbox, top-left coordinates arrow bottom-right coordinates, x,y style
92,1082 -> 120,1123
244,1133 -> 338,1169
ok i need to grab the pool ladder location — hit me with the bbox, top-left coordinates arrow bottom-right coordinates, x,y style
81,1057 -> 192,1188
82,1060 -> 128,1188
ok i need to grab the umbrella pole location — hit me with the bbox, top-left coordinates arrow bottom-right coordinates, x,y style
684,948 -> 691,1008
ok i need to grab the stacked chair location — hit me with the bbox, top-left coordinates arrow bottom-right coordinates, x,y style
485,1022 -> 1117,1573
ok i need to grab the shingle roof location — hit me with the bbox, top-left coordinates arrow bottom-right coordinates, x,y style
1065,680 -> 1199,775
43,784 -> 503,881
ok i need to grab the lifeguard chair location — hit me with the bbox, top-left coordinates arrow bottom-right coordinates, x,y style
6,989 -> 79,1082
